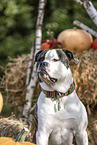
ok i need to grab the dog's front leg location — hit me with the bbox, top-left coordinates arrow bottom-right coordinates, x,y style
36,130 -> 49,145
75,130 -> 88,145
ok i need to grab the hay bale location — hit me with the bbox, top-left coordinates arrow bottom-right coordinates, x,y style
0,55 -> 30,107
0,49 -> 97,111
70,49 -> 97,110
0,116 -> 37,142
88,117 -> 97,145
0,117 -> 30,138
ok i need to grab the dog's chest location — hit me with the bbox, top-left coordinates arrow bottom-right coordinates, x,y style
38,92 -> 66,115
37,91 -> 80,121
48,97 -> 64,112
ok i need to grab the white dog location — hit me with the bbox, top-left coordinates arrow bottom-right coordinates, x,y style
35,49 -> 88,145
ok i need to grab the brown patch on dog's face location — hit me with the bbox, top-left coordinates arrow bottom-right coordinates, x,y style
56,49 -> 79,65
35,49 -> 78,84
56,49 -> 70,69
35,49 -> 49,70
35,49 -> 58,84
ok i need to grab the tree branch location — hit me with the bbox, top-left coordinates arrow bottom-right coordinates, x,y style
73,20 -> 97,37
75,0 -> 97,26
23,0 -> 47,119
26,41 -> 35,87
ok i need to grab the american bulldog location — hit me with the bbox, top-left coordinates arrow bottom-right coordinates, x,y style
35,49 -> 88,145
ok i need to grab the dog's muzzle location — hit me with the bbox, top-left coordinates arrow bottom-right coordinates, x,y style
37,62 -> 57,84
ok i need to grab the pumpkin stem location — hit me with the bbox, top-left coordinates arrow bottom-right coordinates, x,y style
73,27 -> 77,30
15,127 -> 29,143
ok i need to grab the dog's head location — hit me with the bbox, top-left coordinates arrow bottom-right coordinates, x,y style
35,49 -> 78,86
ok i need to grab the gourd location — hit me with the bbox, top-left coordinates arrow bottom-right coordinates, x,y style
57,28 -> 93,53
92,38 -> 97,50
0,92 -> 3,113
41,38 -> 61,50
41,42 -> 51,50
0,127 -> 36,145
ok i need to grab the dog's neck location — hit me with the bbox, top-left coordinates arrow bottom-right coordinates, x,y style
40,72 -> 73,93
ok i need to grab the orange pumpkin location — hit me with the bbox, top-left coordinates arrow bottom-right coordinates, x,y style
57,28 -> 93,53
0,128 -> 36,145
0,92 -> 3,113
0,137 -> 35,145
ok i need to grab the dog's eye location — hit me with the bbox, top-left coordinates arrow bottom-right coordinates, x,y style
53,59 -> 59,62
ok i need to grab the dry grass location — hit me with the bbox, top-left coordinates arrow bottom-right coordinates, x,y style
0,55 -> 30,107
0,116 -> 33,141
70,49 -> 97,115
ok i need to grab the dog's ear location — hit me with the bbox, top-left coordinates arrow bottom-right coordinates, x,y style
62,49 -> 79,64
34,49 -> 49,63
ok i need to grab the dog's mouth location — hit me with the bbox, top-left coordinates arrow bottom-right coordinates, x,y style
37,69 -> 58,85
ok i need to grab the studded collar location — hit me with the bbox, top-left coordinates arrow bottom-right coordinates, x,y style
41,81 -> 75,100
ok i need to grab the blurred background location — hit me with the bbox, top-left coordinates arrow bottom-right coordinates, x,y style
0,0 -> 97,76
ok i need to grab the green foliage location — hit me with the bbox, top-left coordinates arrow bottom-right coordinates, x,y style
43,0 -> 97,38
0,0 -> 97,71
0,0 -> 34,68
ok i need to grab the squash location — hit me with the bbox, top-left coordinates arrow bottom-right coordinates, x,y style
0,128 -> 36,145
57,27 -> 93,53
41,38 -> 61,50
41,42 -> 51,50
92,38 -> 97,50
0,92 -> 3,113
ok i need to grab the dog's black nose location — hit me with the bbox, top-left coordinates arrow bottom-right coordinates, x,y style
40,62 -> 48,67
